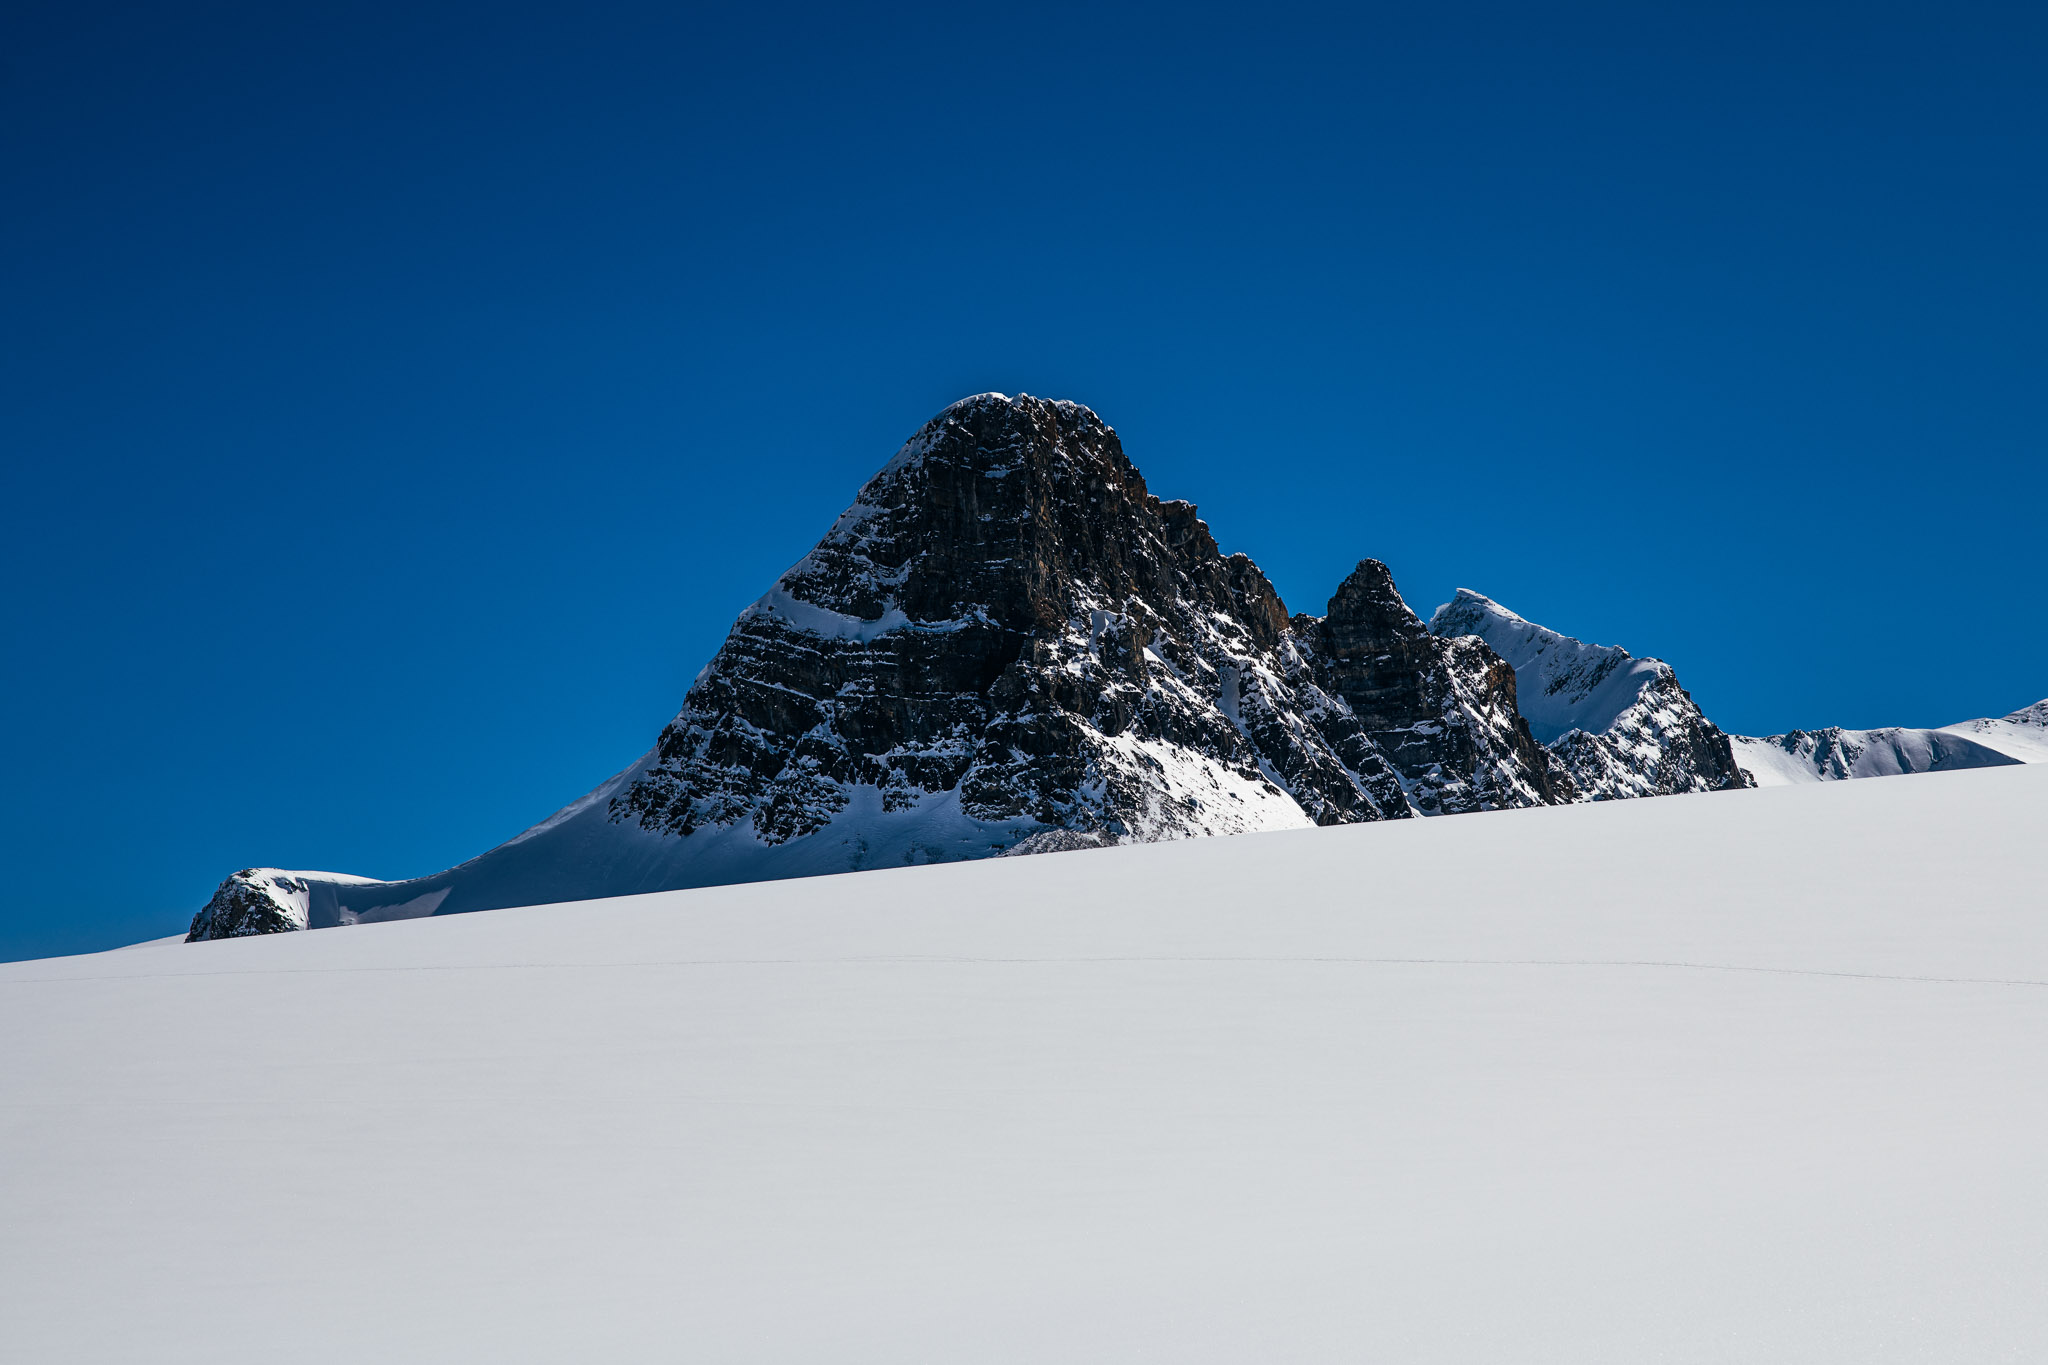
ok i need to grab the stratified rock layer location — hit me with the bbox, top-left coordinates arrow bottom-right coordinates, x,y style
1316,566 -> 1568,814
613,394 -> 1561,848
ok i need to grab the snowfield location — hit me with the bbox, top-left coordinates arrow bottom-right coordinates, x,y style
5,765 -> 2048,1363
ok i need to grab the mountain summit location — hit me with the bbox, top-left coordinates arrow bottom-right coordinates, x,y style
612,391 -> 1401,848
192,394 -> 1585,938
1427,588 -> 1750,800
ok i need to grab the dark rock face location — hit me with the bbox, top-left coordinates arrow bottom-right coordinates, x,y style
187,870 -> 311,940
613,395 -> 1432,846
1311,561 -> 1570,814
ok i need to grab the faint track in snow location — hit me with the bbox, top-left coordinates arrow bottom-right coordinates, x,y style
12,955 -> 2048,990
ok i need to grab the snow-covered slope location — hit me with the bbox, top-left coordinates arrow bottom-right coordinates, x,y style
1730,698 -> 2047,786
1939,698 -> 2048,762
9,766 -> 2048,1362
1423,588 -> 2045,795
1731,726 -> 2021,786
1428,589 -> 1748,800
1429,589 -> 1661,742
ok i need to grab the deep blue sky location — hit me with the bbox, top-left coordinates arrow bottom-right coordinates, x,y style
4,1 -> 2043,960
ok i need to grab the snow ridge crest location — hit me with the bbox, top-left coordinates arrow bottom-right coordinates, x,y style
1427,590 -> 1749,801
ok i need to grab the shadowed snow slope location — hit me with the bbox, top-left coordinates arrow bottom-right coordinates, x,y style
1732,726 -> 2021,785
7,764 -> 2048,1363
1730,702 -> 2046,786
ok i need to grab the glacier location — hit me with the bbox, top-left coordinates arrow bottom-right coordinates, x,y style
9,764 -> 2048,1361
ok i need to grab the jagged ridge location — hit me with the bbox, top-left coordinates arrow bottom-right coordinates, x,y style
610,394 -> 1568,849
186,395 -> 1648,940
1428,589 -> 1750,801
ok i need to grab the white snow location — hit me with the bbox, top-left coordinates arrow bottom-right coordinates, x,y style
745,586 -> 917,641
1939,699 -> 2048,763
1731,732 -> 1843,786
208,867 -> 395,931
7,765 -> 2048,1362
257,867 -> 386,886
332,885 -> 450,925
494,752 -> 650,848
740,587 -> 986,644
1429,589 -> 1664,742
1088,729 -> 1315,840
1732,725 -> 2024,786
1733,702 -> 2047,786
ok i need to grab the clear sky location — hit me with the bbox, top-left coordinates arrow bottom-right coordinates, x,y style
4,0 -> 2043,960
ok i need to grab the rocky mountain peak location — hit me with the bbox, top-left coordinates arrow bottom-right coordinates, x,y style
612,392 -> 1355,850
1323,559 -> 1429,648
1429,590 -> 1750,800
186,394 -> 1691,941
1302,560 -> 1566,814
774,392 -> 1281,640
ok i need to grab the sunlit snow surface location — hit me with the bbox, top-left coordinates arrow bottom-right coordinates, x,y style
1429,588 -> 1663,742
7,766 -> 2048,1363
1940,698 -> 2048,763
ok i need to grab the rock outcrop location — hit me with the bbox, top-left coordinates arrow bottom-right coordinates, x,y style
1428,589 -> 1750,801
188,870 -> 314,938
1315,567 -> 1568,813
613,394 -> 1427,849
188,867 -> 441,939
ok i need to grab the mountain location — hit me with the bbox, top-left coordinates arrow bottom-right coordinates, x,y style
1937,699 -> 2048,763
1732,717 -> 2030,786
191,393 -> 1565,941
1427,589 -> 1750,801
1422,589 -> 2048,793
183,393 -> 2039,941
